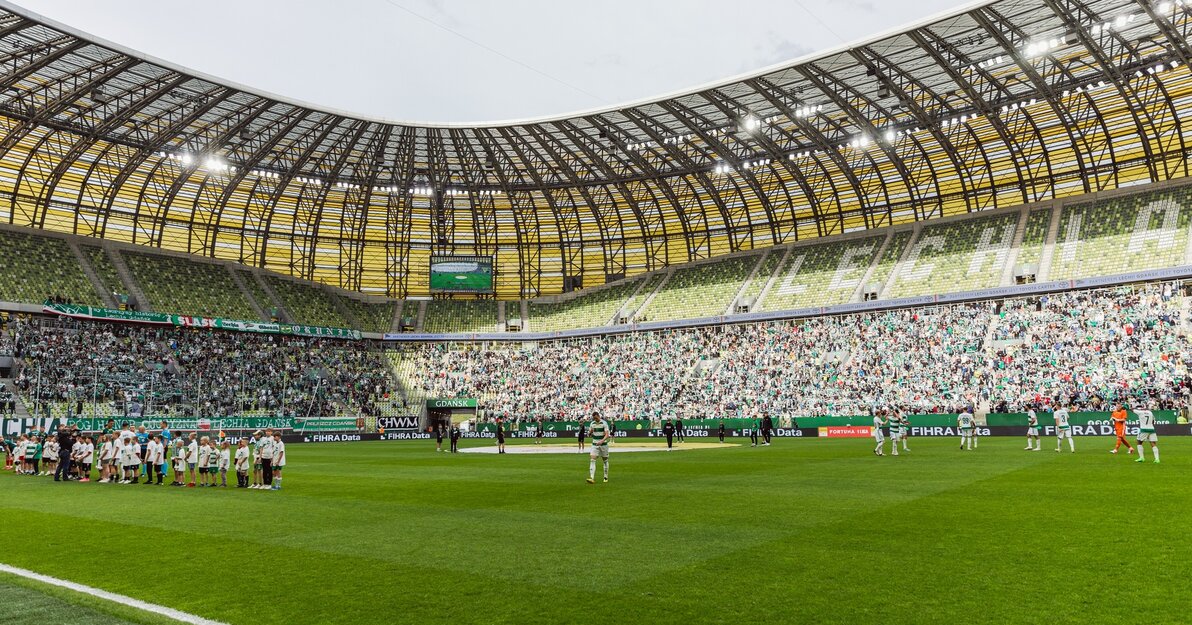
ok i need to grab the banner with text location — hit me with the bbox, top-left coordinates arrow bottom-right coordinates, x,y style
43,302 -> 362,340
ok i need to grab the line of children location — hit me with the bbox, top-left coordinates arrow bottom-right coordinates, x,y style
2,429 -> 289,491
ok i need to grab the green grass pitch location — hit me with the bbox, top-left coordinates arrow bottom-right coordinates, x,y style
0,436 -> 1188,625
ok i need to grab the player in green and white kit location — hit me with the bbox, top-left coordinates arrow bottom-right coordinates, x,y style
872,413 -> 885,457
1024,408 -> 1041,451
1133,405 -> 1160,464
958,409 -> 974,450
1054,405 -> 1075,453
886,411 -> 901,457
587,411 -> 610,484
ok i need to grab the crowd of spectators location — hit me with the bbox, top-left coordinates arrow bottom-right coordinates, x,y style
5,317 -> 407,419
4,282 -> 1190,424
396,282 -> 1192,421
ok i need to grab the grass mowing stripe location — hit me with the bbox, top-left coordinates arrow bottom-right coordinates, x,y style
0,566 -> 225,625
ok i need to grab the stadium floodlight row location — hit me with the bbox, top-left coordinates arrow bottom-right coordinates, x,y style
0,0 -> 1189,303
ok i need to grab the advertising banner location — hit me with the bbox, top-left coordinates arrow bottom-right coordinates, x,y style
43,302 -> 362,340
293,417 -> 359,432
819,426 -> 874,438
377,416 -> 421,430
426,398 -> 478,409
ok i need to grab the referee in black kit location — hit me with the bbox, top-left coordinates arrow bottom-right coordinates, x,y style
662,419 -> 675,451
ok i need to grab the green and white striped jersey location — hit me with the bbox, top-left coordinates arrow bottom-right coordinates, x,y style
589,420 -> 610,445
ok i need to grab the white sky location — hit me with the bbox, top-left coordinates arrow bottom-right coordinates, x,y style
13,0 -> 968,124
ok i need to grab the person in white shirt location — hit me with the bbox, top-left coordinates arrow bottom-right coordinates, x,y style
217,441 -> 231,487
234,440 -> 250,488
270,432 -> 285,491
1054,404 -> 1075,453
1133,404 -> 1160,464
120,435 -> 140,483
143,435 -> 164,485
78,437 -> 95,483
185,434 -> 199,488
41,438 -> 58,477
249,433 -> 262,489
98,435 -> 115,483
197,437 -> 212,488
257,429 -> 276,489
171,439 -> 187,486
70,439 -> 85,480
872,413 -> 885,457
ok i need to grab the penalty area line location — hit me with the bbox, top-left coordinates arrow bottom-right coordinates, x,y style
0,563 -> 229,625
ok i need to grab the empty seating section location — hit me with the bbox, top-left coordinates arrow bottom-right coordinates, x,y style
0,230 -> 99,305
83,246 -> 125,300
235,270 -> 276,318
641,255 -> 758,321
422,300 -> 498,333
528,278 -> 640,332
620,272 -> 666,319
1015,209 -> 1051,270
867,231 -> 914,294
887,213 -> 1019,298
336,295 -> 396,333
1049,189 -> 1192,279
265,276 -> 351,328
736,251 -> 782,305
126,253 -> 256,319
762,236 -> 884,311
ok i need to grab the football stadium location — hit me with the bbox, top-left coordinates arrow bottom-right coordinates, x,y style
2,0 -> 1192,623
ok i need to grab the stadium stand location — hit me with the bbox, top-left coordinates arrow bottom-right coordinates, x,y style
1049,189 -> 1192,280
7,316 -> 402,420
386,280 -> 1189,423
265,276 -> 351,329
1014,209 -> 1051,275
0,230 -> 99,306
235,269 -> 277,319
761,236 -> 884,310
422,299 -> 498,333
735,251 -> 782,309
641,255 -> 759,321
528,278 -> 641,332
869,231 -> 914,297
620,272 -> 666,321
886,212 -> 1019,298
82,245 -> 126,302
336,295 -> 396,334
125,253 -> 257,320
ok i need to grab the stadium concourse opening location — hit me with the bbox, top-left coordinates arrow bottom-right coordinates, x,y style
460,441 -> 735,454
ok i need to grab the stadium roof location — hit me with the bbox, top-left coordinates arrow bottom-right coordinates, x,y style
0,0 -> 1187,298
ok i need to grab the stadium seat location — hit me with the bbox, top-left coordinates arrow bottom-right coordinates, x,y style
0,230 -> 100,306
265,276 -> 351,328
640,255 -> 758,321
886,212 -> 1019,298
528,278 -> 641,332
422,300 -> 498,333
126,253 -> 257,320
762,236 -> 884,311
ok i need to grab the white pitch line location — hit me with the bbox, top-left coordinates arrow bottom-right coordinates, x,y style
0,563 -> 229,625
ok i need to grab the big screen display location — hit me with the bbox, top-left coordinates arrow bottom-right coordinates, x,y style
429,255 -> 494,293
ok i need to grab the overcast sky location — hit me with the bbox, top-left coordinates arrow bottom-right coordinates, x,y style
14,0 -> 967,124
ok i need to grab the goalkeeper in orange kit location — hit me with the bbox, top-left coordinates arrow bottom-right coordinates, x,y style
1110,403 -> 1134,455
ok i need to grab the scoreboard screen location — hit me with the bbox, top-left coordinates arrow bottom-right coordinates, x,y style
429,256 -> 494,293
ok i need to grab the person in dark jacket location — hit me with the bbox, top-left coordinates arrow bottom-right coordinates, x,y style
718,420 -> 726,442
53,426 -> 74,481
675,418 -> 685,443
762,415 -> 774,446
663,419 -> 675,450
449,426 -> 460,453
